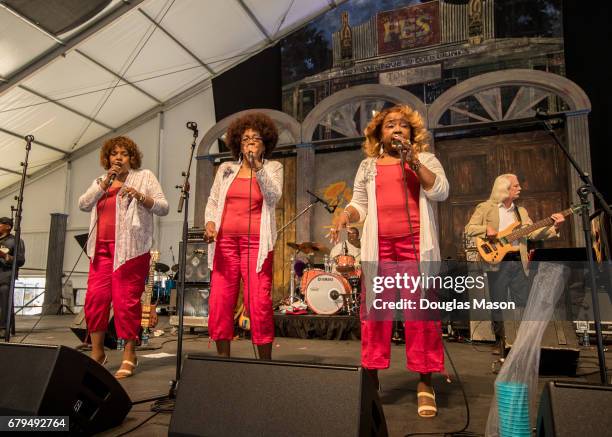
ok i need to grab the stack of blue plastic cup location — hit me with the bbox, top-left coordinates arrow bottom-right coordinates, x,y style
495,381 -> 530,437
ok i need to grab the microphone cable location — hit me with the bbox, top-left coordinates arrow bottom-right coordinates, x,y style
246,153 -> 258,359
397,143 -> 474,436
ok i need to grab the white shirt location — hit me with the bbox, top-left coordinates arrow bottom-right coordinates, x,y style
498,203 -> 519,246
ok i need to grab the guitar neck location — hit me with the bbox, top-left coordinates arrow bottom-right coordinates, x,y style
507,207 -> 572,242
142,254 -> 158,318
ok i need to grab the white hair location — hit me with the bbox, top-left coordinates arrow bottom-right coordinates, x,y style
489,174 -> 516,203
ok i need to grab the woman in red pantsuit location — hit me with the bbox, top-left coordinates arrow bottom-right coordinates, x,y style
331,105 -> 449,417
204,113 -> 283,360
79,136 -> 168,378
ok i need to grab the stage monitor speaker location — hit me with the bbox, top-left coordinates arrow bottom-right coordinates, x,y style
179,241 -> 210,283
169,356 -> 388,437
503,321 -> 580,375
0,343 -> 131,434
537,381 -> 612,436
70,308 -> 118,349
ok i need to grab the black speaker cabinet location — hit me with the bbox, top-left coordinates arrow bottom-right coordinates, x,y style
179,241 -> 210,283
537,381 -> 612,436
0,343 -> 131,434
169,286 -> 210,327
169,355 -> 387,437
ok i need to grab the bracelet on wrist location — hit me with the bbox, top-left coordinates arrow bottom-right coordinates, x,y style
410,159 -> 422,172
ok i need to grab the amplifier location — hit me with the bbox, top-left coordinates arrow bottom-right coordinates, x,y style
179,240 -> 210,283
170,285 -> 210,328
187,227 -> 205,241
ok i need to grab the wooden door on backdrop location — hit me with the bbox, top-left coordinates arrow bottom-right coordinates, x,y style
436,130 -> 573,259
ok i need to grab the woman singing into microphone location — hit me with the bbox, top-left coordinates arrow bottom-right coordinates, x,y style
79,136 -> 168,378
205,113 -> 283,360
330,105 -> 449,417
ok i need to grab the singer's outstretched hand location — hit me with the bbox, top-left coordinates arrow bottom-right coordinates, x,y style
328,208 -> 354,244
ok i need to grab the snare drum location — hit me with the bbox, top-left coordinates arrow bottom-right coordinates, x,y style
302,271 -> 351,315
334,254 -> 356,273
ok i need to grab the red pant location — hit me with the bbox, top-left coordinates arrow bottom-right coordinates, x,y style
209,235 -> 274,345
84,241 -> 150,341
361,235 -> 444,373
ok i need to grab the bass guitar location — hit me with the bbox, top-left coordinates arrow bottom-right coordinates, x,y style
141,250 -> 159,345
476,204 -> 580,264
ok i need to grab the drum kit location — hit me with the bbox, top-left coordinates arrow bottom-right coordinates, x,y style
286,240 -> 361,315
150,261 -> 177,307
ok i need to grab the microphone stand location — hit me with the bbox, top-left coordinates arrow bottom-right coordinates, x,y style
539,115 -> 610,385
277,192 -> 336,304
4,135 -> 32,342
169,123 -> 199,397
277,191 -> 335,235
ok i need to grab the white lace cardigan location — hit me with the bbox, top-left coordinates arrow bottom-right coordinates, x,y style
346,152 -> 450,264
205,160 -> 283,273
78,169 -> 169,271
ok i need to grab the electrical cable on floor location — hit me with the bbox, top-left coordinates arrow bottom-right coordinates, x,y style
114,411 -> 160,436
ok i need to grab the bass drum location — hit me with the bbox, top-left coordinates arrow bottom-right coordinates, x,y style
304,272 -> 350,315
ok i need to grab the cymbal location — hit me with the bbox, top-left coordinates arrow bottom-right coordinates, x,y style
154,262 -> 170,273
286,241 -> 330,254
171,264 -> 179,272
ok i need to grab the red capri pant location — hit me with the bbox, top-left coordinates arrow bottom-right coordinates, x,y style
209,234 -> 274,345
360,235 -> 444,373
84,241 -> 150,341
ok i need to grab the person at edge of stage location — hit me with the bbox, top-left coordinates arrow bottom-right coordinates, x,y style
330,104 -> 450,418
0,216 -> 25,335
464,174 -> 565,355
78,136 -> 168,379
204,112 -> 283,360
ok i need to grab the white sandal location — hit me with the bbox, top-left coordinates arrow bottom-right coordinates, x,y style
417,390 -> 437,418
114,359 -> 138,379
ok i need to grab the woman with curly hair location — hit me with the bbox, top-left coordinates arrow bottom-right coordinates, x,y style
205,112 -> 283,360
330,104 -> 449,417
78,136 -> 168,378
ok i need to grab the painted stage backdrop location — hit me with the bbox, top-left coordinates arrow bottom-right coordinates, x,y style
281,0 -> 565,131
280,0 -> 566,251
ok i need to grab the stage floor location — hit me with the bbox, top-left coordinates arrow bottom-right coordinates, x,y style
8,314 -> 609,436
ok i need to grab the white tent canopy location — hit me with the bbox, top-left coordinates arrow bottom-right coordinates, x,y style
0,0 -> 343,192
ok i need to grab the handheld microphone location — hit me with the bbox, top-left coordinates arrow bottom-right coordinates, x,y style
391,134 -> 411,150
107,161 -> 122,186
247,151 -> 255,167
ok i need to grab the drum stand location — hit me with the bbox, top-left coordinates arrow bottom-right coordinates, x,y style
288,254 -> 299,304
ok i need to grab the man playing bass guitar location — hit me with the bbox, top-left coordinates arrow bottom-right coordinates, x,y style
465,174 -> 566,356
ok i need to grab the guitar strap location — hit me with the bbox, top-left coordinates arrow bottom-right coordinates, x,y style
513,204 -> 522,225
